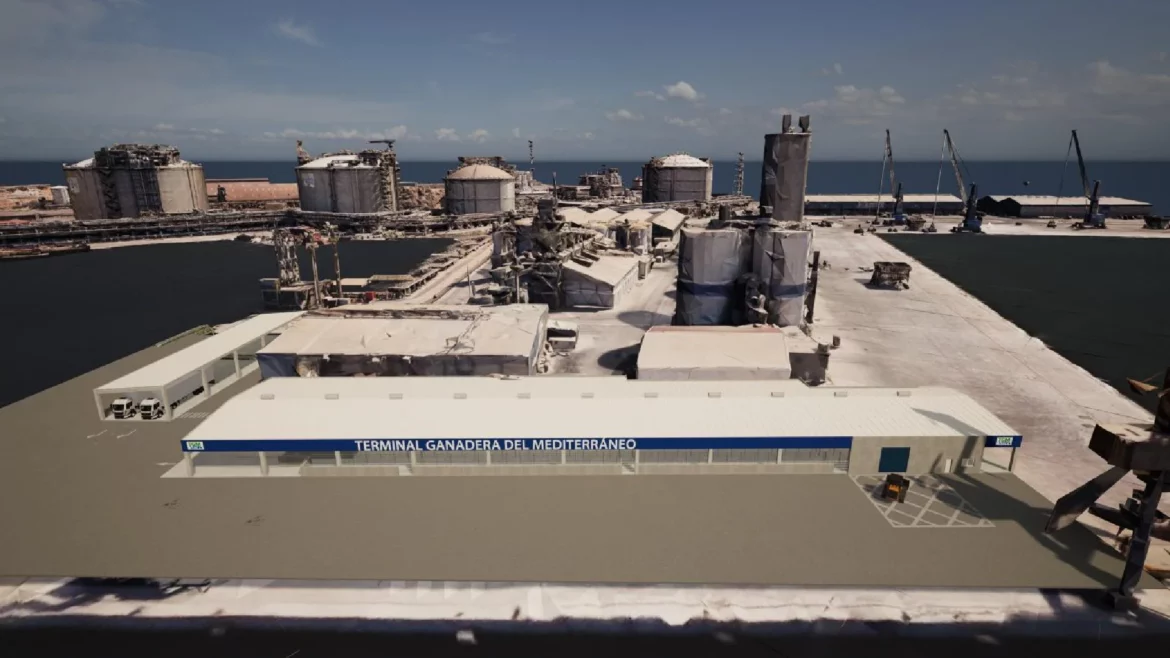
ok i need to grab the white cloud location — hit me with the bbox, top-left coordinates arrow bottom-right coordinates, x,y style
834,62 -> 844,75
665,116 -> 701,128
1087,60 -> 1170,103
264,126 -> 410,141
274,19 -> 320,47
153,123 -> 175,131
512,127 -> 521,139
947,73 -> 1067,114
834,85 -> 862,103
718,107 -> 733,116
580,132 -> 595,141
605,108 -> 642,121
819,62 -> 844,76
664,81 -> 703,102
1004,111 -> 1024,122
473,32 -> 513,46
635,90 -> 666,101
467,129 -> 490,143
435,128 -> 460,142
792,85 -> 907,122
878,86 -> 905,104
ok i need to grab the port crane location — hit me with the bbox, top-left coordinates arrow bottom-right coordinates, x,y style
1063,130 -> 1106,230
1045,367 -> 1170,609
940,130 -> 982,233
876,130 -> 906,225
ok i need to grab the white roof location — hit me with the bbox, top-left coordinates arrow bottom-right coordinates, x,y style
614,208 -> 657,224
184,380 -> 1018,442
66,157 -> 196,169
805,194 -> 964,204
562,254 -> 639,287
445,164 -> 515,180
257,305 -> 547,358
298,154 -> 365,169
224,375 -> 806,400
990,195 -> 1149,206
649,209 -> 686,232
98,312 -> 304,391
585,207 -> 620,223
637,326 -> 791,380
651,154 -> 711,168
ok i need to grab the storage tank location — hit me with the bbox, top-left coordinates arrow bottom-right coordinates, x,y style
641,153 -> 712,203
674,227 -> 751,325
295,149 -> 400,213
62,144 -> 208,220
445,164 -> 516,215
760,115 -> 812,222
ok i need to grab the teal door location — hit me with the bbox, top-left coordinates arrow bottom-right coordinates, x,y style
878,447 -> 910,473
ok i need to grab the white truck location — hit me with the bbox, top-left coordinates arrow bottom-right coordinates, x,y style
111,397 -> 137,419
138,397 -> 165,420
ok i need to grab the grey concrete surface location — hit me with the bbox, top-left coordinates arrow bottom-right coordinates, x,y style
0,337 -> 1155,590
807,224 -> 1167,522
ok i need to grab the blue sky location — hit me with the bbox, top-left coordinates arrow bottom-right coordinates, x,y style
1,0 -> 1169,161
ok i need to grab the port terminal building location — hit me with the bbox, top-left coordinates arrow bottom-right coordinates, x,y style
975,195 -> 1153,218
803,194 -> 964,216
170,376 -> 1020,479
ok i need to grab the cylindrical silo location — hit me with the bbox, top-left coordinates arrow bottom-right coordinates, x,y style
296,149 -> 399,213
674,227 -> 751,326
62,144 -> 207,220
156,165 -> 208,214
445,164 -> 516,215
762,115 -> 812,222
641,153 -> 712,203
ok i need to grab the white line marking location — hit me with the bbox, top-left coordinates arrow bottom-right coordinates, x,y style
85,430 -> 107,439
116,430 -> 137,439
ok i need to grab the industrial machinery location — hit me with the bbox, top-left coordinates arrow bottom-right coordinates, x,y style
1063,130 -> 1106,230
877,130 -> 906,225
880,473 -> 911,503
869,262 -> 912,289
1044,368 -> 1170,609
941,130 -> 983,234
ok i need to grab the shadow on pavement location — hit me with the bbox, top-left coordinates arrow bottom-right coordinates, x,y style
4,614 -> 1170,657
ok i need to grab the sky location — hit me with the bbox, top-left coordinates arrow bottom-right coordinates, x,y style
1,0 -> 1169,161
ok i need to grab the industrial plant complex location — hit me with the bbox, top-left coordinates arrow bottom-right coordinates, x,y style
1,111 -> 1169,639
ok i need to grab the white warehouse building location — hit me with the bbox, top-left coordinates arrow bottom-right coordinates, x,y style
94,312 -> 304,422
171,376 -> 1021,479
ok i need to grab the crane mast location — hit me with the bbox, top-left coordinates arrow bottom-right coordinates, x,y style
1071,130 -> 1104,227
943,130 -> 967,206
884,130 -> 905,222
942,129 -> 982,233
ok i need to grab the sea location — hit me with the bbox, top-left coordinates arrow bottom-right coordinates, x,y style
0,239 -> 451,408
3,160 -> 1169,214
2,159 -> 1169,410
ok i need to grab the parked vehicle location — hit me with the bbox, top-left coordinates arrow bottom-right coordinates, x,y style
111,397 -> 137,419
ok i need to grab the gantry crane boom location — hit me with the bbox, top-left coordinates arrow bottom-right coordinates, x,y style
943,129 -> 967,206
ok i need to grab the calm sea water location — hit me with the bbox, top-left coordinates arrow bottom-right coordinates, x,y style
3,160 -> 1168,214
0,239 -> 451,408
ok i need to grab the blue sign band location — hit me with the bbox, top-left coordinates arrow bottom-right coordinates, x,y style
181,435 -> 1023,453
182,436 -> 854,453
